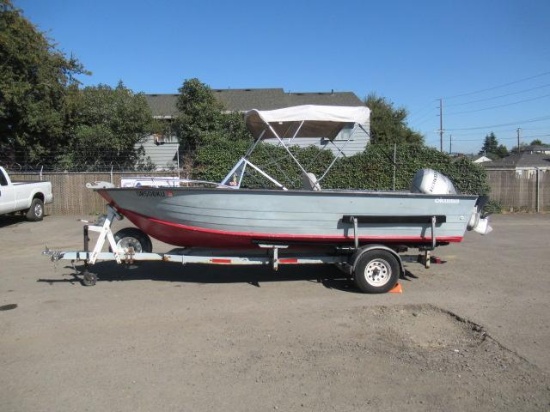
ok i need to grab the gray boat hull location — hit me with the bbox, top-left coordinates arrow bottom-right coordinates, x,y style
97,187 -> 479,249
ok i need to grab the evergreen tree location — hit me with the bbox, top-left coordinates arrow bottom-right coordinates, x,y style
479,132 -> 508,158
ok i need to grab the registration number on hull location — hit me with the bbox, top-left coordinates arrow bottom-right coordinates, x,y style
435,198 -> 459,204
137,190 -> 171,198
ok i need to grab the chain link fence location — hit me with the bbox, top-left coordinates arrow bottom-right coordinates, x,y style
0,147 -> 186,173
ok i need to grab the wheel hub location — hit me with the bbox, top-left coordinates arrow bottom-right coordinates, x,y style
118,237 -> 143,253
365,259 -> 390,286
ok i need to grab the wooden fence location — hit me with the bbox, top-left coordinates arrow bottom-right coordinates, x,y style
8,169 -> 550,215
486,168 -> 550,212
9,171 -> 180,216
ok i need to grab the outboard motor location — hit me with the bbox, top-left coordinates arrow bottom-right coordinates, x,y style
410,168 -> 457,195
467,209 -> 492,235
411,169 -> 492,235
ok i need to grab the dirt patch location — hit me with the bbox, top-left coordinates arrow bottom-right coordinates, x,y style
294,304 -> 549,411
151,303 -> 549,412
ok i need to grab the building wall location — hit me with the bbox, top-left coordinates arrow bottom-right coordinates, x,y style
265,123 -> 370,157
135,140 -> 180,171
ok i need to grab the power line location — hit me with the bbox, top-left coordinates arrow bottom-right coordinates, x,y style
445,83 -> 550,107
447,121 -> 550,134
446,93 -> 550,115
446,114 -> 550,132
411,114 -> 438,128
408,99 -> 438,119
444,70 -> 550,100
521,133 -> 550,139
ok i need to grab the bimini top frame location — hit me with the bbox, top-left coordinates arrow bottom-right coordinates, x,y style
221,105 -> 371,189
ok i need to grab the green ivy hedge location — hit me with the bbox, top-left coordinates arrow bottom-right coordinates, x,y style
193,138 -> 490,195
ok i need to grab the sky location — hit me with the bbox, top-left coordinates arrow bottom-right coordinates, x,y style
15,0 -> 550,154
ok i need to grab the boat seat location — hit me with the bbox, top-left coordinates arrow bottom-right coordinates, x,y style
302,172 -> 321,191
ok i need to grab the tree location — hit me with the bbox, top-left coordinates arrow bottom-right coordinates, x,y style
56,83 -> 153,171
0,0 -> 88,167
479,132 -> 498,155
175,78 -> 250,150
175,78 -> 226,150
364,94 -> 424,145
479,132 -> 508,159
510,142 -> 528,154
529,139 -> 550,147
495,144 -> 509,158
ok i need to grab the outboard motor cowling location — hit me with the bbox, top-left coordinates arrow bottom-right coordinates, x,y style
410,169 -> 492,235
410,169 -> 457,195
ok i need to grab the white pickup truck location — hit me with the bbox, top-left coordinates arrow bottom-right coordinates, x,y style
0,166 -> 53,221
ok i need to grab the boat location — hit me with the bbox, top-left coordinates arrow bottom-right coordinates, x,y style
95,104 -> 491,251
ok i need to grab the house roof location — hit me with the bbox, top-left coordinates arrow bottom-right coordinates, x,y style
522,144 -> 550,153
483,151 -> 550,169
145,88 -> 364,118
145,94 -> 180,118
472,155 -> 492,163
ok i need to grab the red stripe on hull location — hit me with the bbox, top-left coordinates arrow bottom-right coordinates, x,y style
118,209 -> 464,249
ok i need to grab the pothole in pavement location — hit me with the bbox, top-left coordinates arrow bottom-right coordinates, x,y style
361,304 -> 487,351
0,304 -> 18,311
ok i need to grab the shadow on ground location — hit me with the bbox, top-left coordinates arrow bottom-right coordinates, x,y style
38,259 -> 422,294
0,214 -> 28,228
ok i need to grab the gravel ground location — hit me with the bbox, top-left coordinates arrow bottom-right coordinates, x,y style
0,213 -> 549,411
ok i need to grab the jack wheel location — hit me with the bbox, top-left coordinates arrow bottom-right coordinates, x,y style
110,228 -> 153,253
82,271 -> 97,286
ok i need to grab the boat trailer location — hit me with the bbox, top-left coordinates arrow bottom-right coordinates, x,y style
44,206 -> 441,293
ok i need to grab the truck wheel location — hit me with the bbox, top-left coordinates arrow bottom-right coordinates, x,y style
353,249 -> 400,293
26,198 -> 44,221
111,228 -> 153,253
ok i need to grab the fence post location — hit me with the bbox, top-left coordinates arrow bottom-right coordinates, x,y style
392,144 -> 397,191
535,167 -> 540,213
177,149 -> 181,179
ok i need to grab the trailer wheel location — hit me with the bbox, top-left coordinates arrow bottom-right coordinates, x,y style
111,228 -> 153,253
353,249 -> 400,293
26,198 -> 44,221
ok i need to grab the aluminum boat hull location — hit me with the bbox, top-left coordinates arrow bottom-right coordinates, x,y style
97,187 -> 479,249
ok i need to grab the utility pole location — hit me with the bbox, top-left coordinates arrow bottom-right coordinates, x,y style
517,128 -> 521,153
439,98 -> 443,152
449,134 -> 452,154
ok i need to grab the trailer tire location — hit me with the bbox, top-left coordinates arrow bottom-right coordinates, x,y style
353,249 -> 400,293
26,198 -> 44,221
111,228 -> 153,253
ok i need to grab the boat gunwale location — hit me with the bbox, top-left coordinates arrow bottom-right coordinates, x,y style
96,186 -> 479,200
